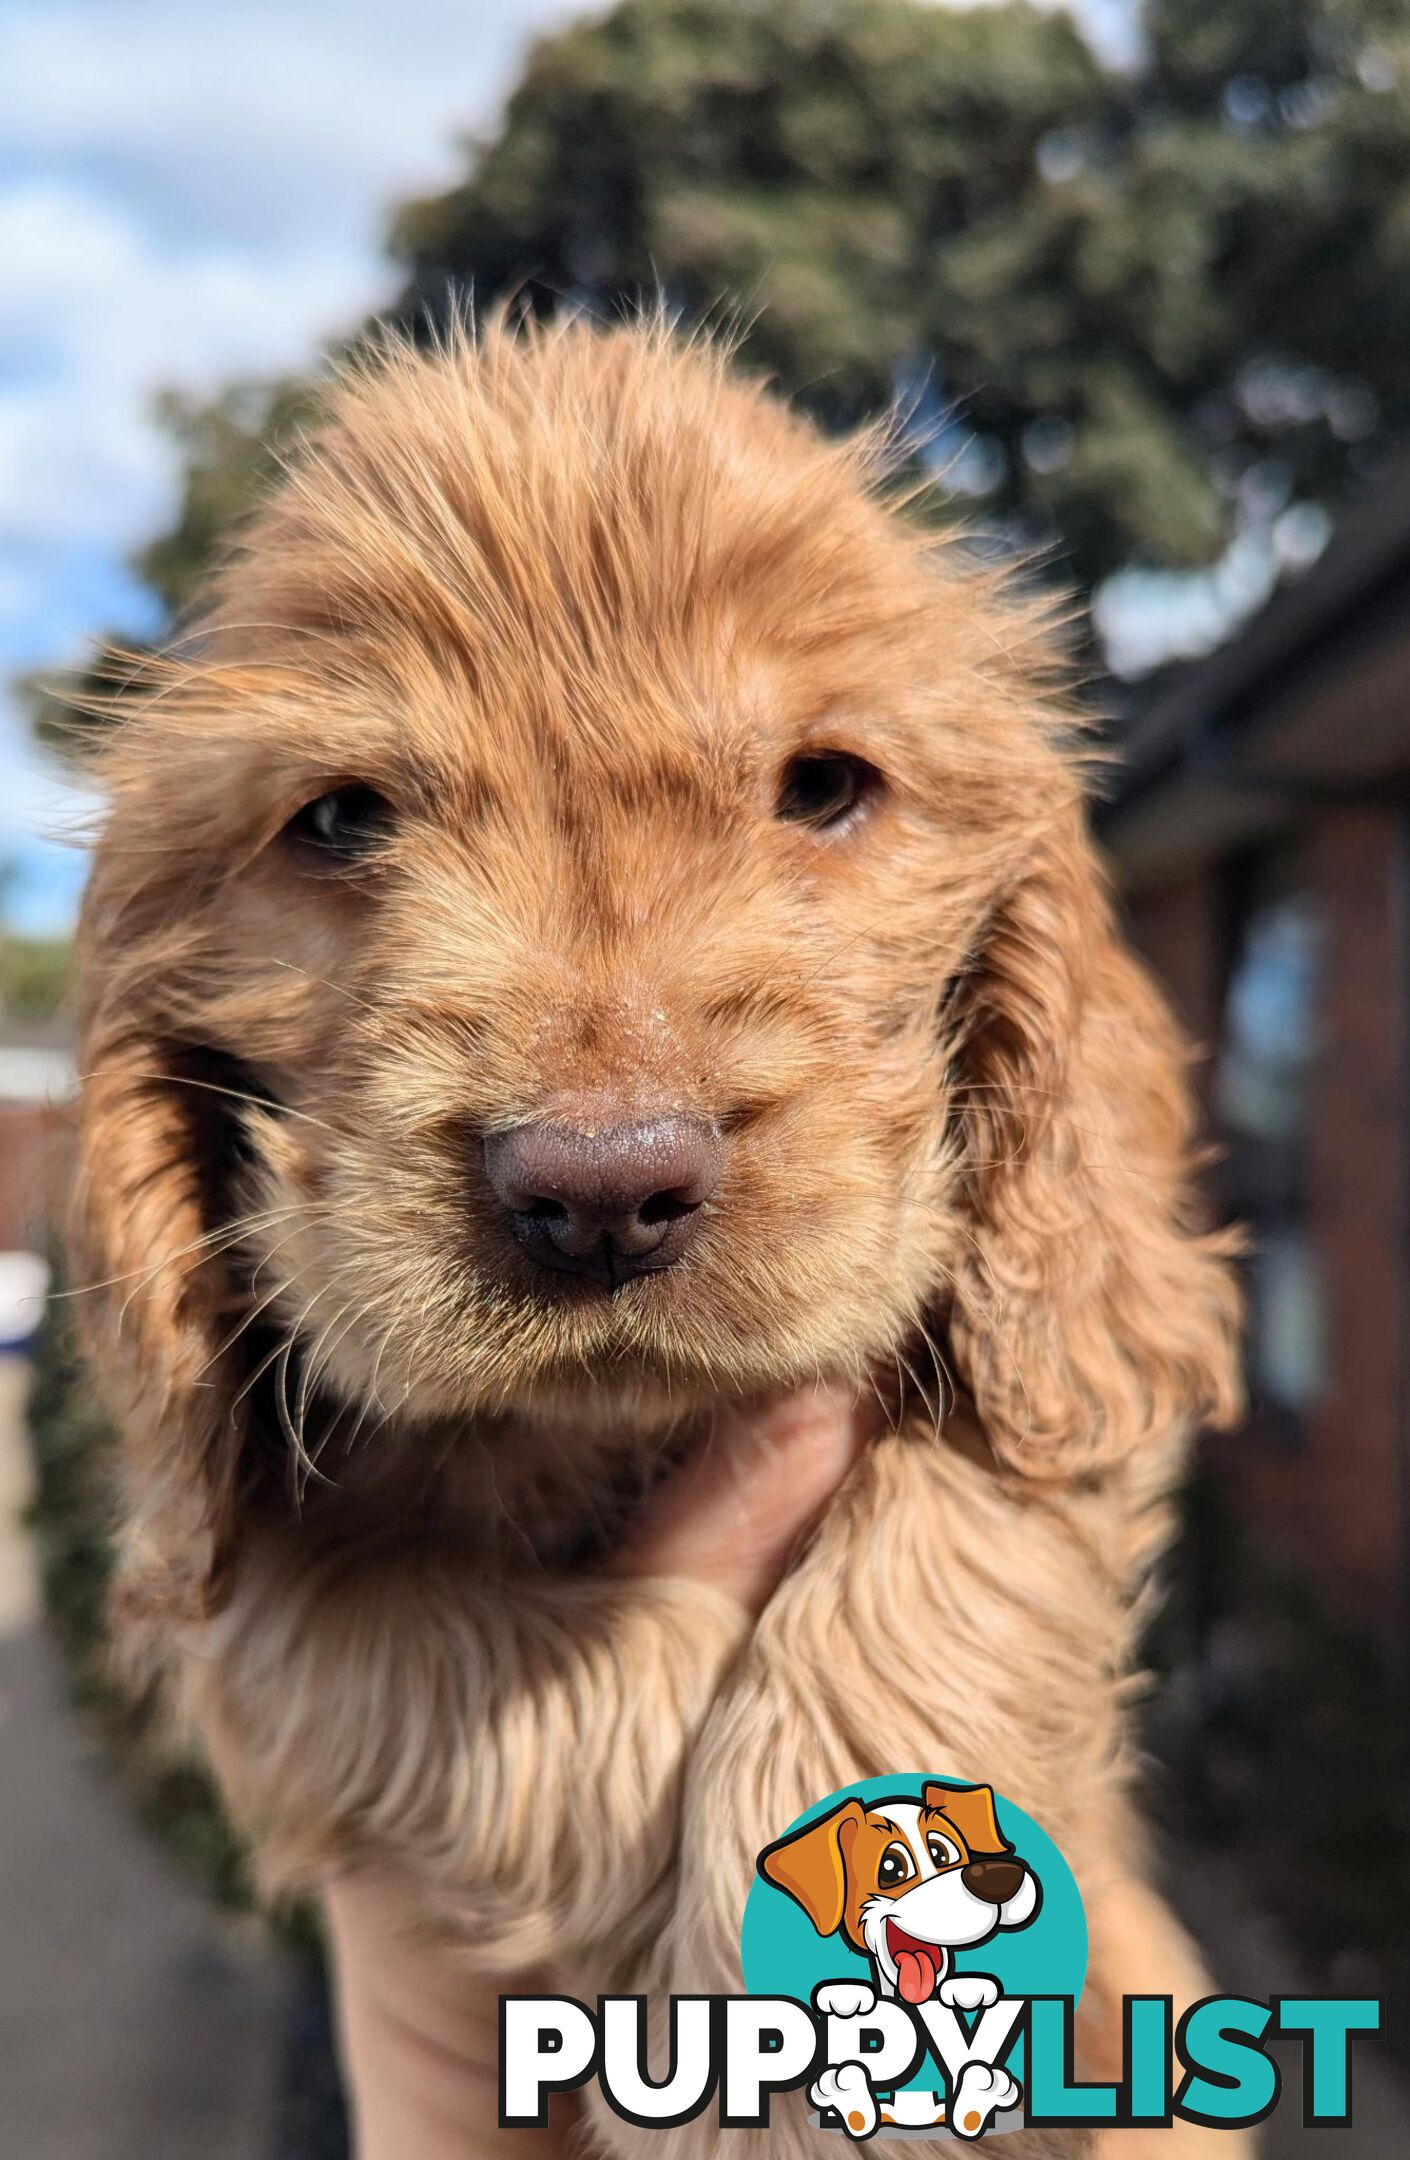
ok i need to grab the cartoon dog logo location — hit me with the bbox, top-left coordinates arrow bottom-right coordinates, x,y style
758,1782 -> 1041,2137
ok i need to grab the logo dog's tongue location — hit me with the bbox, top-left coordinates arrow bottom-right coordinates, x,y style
894,1947 -> 938,2003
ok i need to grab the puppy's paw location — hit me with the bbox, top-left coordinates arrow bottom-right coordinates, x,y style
810,2062 -> 878,2140
949,2061 -> 1021,2139
937,1972 -> 1000,2013
813,1980 -> 877,2021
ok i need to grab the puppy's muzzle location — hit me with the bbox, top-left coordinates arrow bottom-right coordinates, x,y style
484,1110 -> 721,1286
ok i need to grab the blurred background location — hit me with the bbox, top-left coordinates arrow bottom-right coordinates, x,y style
3,0 -> 1410,2152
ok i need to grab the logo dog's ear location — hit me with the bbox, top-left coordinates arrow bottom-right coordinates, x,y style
924,1782 -> 1011,1858
757,1799 -> 865,1938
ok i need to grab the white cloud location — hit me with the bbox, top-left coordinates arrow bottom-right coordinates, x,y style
0,180 -> 371,552
0,0 -> 573,250
0,0 -> 1132,931
0,0 -> 578,926
0,2 -> 577,567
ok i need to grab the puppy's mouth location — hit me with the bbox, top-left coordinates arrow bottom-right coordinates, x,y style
885,1917 -> 943,2004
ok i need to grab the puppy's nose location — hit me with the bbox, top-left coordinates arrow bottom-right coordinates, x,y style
961,1860 -> 1025,1906
483,1112 -> 721,1286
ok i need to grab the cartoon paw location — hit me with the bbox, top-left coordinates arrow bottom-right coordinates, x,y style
949,2061 -> 1021,2140
813,1980 -> 878,2021
810,2062 -> 878,2140
937,1973 -> 1000,2013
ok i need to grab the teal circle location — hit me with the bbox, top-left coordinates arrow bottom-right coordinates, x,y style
740,1774 -> 1086,2098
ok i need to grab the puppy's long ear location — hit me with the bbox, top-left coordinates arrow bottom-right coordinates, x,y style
944,803 -> 1241,1480
69,862 -> 251,1637
758,1799 -> 865,1938
924,1782 -> 1009,1859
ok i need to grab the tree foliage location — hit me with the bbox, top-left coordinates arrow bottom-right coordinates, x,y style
0,932 -> 70,1022
136,381 -> 318,620
97,0 -> 1410,655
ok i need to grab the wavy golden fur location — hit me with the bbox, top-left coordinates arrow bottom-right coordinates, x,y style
71,319 -> 1243,2157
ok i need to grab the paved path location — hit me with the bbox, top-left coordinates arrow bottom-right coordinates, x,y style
0,1352 -> 38,1637
0,1352 -> 292,2160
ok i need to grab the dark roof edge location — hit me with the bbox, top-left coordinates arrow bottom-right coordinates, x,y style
1109,448 -> 1410,811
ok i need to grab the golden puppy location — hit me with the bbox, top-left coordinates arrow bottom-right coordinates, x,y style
70,319 -> 1242,2156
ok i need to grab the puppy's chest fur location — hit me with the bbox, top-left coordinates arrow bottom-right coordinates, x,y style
566,1427 -> 1127,2159
591,1420 -> 1131,1966
295,1403 -> 701,1567
197,1409 -> 1141,2160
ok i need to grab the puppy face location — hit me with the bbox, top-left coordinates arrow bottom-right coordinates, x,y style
74,321 -> 1239,1597
760,1782 -> 1037,2002
85,331 -> 1058,1429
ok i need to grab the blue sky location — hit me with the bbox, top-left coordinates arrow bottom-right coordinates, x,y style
0,0 -> 577,932
0,0 -> 1270,937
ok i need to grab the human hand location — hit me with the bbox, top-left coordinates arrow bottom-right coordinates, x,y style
325,1383 -> 873,2159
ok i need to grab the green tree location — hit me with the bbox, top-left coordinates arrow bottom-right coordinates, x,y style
137,380 -> 317,620
0,930 -> 70,1022
90,0 -> 1410,652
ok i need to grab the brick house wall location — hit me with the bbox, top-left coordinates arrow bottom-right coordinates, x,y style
0,1104 -> 62,1253
1301,806 -> 1407,1636
1125,869 -> 1223,1060
1123,805 -> 1410,1645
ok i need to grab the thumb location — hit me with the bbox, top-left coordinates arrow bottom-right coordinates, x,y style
603,1383 -> 875,1618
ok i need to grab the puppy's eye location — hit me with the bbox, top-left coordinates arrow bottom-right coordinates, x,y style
878,1842 -> 913,1888
775,751 -> 877,833
927,1832 -> 960,1869
284,785 -> 394,867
